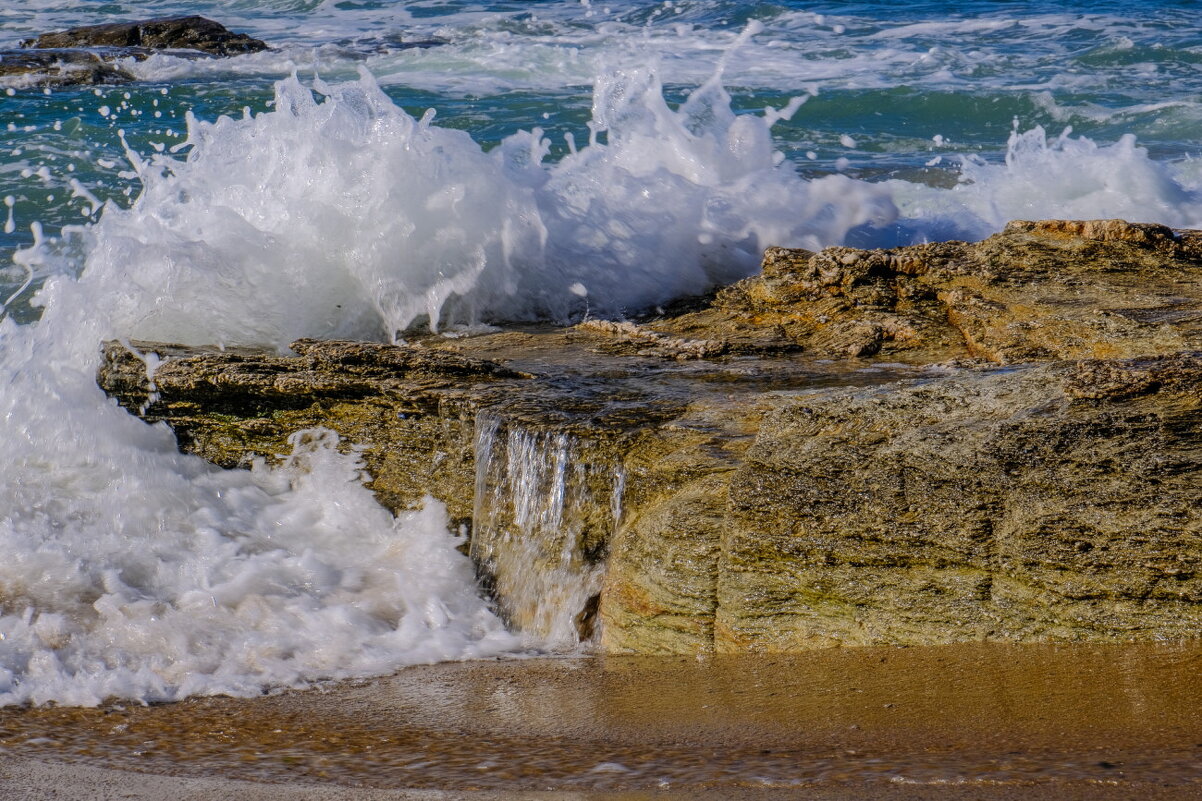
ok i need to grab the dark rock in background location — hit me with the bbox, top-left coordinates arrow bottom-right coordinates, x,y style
0,48 -> 135,87
20,16 -> 269,57
3,16 -> 268,87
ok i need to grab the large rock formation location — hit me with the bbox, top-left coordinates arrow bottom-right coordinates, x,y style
716,354 -> 1202,650
98,220 -> 1202,651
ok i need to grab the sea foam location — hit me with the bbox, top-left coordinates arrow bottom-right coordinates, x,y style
0,323 -> 516,706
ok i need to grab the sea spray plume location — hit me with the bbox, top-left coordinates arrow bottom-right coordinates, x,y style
519,20 -> 894,311
54,58 -> 897,347
60,68 -> 545,346
0,143 -> 521,706
952,125 -> 1202,231
2,85 -> 528,702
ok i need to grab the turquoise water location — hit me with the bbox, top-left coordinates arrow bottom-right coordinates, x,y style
1,1 -> 1201,705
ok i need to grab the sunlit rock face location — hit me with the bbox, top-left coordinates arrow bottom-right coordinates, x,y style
719,354 -> 1202,651
662,218 -> 1202,363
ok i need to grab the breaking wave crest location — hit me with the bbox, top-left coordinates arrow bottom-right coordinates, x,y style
45,65 -> 894,346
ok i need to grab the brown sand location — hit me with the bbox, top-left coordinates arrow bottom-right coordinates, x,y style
2,642 -> 1201,799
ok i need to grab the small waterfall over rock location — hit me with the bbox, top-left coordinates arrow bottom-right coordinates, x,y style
471,413 -> 625,647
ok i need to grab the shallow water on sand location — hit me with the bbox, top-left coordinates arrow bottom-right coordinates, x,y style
2,643 -> 1200,793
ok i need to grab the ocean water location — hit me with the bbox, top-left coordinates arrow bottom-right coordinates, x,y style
1,0 -> 1201,705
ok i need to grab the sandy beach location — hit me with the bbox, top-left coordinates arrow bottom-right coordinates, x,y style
2,642 -> 1201,799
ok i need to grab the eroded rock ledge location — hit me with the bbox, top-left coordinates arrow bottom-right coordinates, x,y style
659,218 -> 1202,363
99,220 -> 1202,652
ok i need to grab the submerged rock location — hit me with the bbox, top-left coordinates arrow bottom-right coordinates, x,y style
98,220 -> 1202,652
332,33 -> 449,54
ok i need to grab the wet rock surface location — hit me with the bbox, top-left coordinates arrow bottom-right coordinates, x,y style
0,49 -> 137,87
98,220 -> 1202,652
100,338 -> 526,529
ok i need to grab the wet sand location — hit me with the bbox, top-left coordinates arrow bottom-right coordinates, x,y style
2,642 -> 1201,799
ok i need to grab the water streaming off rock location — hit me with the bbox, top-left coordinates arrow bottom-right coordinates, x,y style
471,414 -> 625,647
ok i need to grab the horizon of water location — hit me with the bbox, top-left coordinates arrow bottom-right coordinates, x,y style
2,0 -> 1201,705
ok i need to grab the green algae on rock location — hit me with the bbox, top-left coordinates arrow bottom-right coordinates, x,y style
98,220 -> 1202,653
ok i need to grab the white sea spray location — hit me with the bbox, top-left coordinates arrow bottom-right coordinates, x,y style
0,289 -> 514,702
883,125 -> 1202,241
56,66 -> 894,346
955,125 -> 1202,229
0,323 -> 517,705
0,206 -> 520,706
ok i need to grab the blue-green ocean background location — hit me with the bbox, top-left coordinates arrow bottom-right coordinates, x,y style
6,0 -> 1202,299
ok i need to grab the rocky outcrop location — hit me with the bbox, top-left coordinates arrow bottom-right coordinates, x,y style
20,17 -> 269,57
660,218 -> 1202,363
98,220 -> 1202,652
100,339 -> 526,527
3,17 -> 268,87
0,49 -> 135,87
